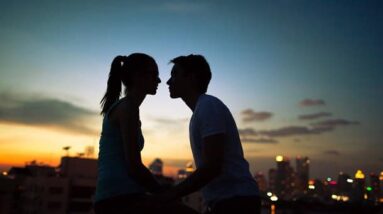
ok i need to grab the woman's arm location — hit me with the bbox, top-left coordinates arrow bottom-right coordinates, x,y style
117,101 -> 163,193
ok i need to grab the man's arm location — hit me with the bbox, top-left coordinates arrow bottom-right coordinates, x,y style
159,133 -> 225,201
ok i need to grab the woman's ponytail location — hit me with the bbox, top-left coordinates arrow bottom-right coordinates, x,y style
100,56 -> 125,115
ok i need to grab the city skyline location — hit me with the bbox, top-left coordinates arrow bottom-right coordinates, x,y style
1,0 -> 382,179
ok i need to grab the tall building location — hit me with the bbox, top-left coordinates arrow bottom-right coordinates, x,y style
337,172 -> 352,196
353,170 -> 366,201
275,156 -> 294,199
380,171 -> 383,203
296,156 -> 309,193
268,168 -> 277,193
369,173 -> 380,203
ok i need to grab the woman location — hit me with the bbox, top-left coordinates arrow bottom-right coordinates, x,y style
94,53 -> 162,214
94,53 -> 199,214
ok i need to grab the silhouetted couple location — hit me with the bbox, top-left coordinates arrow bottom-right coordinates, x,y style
94,54 -> 261,214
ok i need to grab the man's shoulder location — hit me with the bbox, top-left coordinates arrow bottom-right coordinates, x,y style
196,94 -> 229,114
199,94 -> 223,105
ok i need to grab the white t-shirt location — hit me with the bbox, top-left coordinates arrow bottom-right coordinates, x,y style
189,94 -> 259,204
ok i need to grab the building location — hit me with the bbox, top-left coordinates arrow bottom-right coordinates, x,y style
268,168 -> 277,194
337,172 -> 352,198
296,156 -> 309,193
3,157 -> 97,214
275,156 -> 295,199
0,175 -> 17,214
368,173 -> 380,203
353,170 -> 366,201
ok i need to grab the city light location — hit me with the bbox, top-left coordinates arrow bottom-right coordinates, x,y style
308,185 -> 315,190
326,177 -> 332,182
308,180 -> 315,185
366,186 -> 372,191
270,195 -> 278,202
267,192 -> 273,197
331,194 -> 349,202
347,178 -> 353,183
2,171 -> 7,176
355,170 -> 365,179
276,155 -> 283,162
380,171 -> 383,181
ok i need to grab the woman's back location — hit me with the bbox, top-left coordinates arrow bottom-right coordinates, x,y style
95,99 -> 145,202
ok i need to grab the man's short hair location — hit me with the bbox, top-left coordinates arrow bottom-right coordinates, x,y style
171,54 -> 212,93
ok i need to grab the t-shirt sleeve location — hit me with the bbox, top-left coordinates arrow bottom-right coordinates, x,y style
196,98 -> 226,138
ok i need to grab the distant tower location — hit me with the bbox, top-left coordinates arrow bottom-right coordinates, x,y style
380,171 -> 383,202
149,158 -> 163,176
369,173 -> 380,203
353,170 -> 366,201
63,146 -> 71,157
337,172 -> 352,196
268,168 -> 277,193
85,146 -> 95,158
296,156 -> 310,193
275,155 -> 294,199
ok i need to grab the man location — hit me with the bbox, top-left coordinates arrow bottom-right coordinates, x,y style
159,54 -> 260,214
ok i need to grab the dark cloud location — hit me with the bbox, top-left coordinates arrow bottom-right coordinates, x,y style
241,137 -> 278,144
311,119 -> 360,129
239,117 -> 358,139
0,93 -> 98,135
238,128 -> 257,136
241,109 -> 273,122
258,125 -> 333,137
300,99 -> 325,107
239,128 -> 280,143
299,112 -> 332,120
323,150 -> 341,156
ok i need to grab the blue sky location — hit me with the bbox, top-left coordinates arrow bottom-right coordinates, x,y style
0,0 -> 382,179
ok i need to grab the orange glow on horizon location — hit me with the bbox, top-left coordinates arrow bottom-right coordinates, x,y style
0,123 -> 97,168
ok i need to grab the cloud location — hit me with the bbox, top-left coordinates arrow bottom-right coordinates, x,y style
300,99 -> 325,107
238,128 -> 257,136
298,112 -> 332,120
311,119 -> 360,129
239,128 -> 278,143
258,125 -> 333,137
323,150 -> 341,156
241,137 -> 278,144
241,109 -> 273,122
0,92 -> 98,135
239,117 -> 358,139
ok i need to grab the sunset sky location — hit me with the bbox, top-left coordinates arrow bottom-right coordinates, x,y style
1,0 -> 382,179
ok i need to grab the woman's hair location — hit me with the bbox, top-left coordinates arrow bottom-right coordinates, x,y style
100,53 -> 156,115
